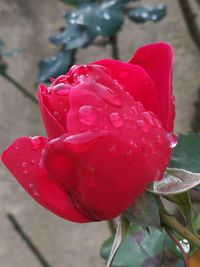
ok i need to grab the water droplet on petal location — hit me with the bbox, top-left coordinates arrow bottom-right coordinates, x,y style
54,111 -> 60,117
29,137 -> 42,150
109,144 -> 117,157
54,83 -> 70,96
29,183 -> 39,196
96,84 -> 122,107
155,119 -> 162,129
142,112 -> 155,126
109,112 -> 123,128
149,143 -> 156,155
22,162 -> 28,174
31,160 -> 35,165
136,119 -> 148,132
130,106 -> 138,116
78,105 -> 97,125
14,146 -> 19,155
167,133 -> 177,148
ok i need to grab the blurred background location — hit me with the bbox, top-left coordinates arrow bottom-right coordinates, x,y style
0,0 -> 199,266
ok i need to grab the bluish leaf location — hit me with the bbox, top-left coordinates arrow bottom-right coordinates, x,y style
38,49 -> 74,83
128,4 -> 167,23
49,24 -> 94,49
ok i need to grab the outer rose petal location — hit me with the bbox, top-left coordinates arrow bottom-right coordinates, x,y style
1,136 -> 89,222
37,84 -> 67,138
43,131 -> 171,221
129,42 -> 174,132
91,59 -> 160,118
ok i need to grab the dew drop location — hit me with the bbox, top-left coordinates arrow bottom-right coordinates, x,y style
109,112 -> 123,128
167,133 -> 177,148
96,84 -> 122,107
155,119 -> 162,128
142,112 -> 155,126
109,144 -> 117,157
31,159 -> 35,165
29,137 -> 42,150
29,183 -> 39,196
14,146 -> 19,155
53,111 -> 60,117
22,162 -> 28,174
130,106 -> 138,116
78,105 -> 97,125
136,119 -> 148,132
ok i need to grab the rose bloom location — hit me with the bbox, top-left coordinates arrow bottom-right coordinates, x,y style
2,42 -> 175,223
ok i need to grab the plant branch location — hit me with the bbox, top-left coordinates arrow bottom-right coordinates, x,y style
178,0 -> 200,50
1,72 -> 37,104
109,35 -> 120,60
160,211 -> 200,249
165,226 -> 189,267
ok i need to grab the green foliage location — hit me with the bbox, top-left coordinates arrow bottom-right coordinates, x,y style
101,225 -> 183,267
125,191 -> 161,229
128,4 -> 167,23
38,50 -> 75,83
170,134 -> 200,173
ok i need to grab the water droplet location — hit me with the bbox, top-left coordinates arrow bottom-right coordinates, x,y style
54,83 -> 70,96
54,111 -> 60,117
167,133 -> 177,148
103,12 -> 111,20
96,84 -> 122,107
22,162 -> 28,174
178,239 -> 190,254
155,119 -> 162,128
136,119 -> 148,132
14,146 -> 19,155
78,105 -> 97,125
29,183 -> 39,196
130,106 -> 138,116
29,137 -> 42,150
31,160 -> 35,165
142,112 -> 155,126
130,140 -> 134,145
109,112 -> 123,128
154,169 -> 161,181
109,144 -> 117,157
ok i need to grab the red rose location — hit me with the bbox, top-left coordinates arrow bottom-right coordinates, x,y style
1,42 -> 175,222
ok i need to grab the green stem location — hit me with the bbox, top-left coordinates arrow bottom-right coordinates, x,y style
109,35 -> 119,60
108,220 -> 116,235
165,226 -> 189,267
160,211 -> 200,249
1,72 -> 37,104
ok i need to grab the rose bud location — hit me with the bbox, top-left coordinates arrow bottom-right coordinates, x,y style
1,42 -> 175,222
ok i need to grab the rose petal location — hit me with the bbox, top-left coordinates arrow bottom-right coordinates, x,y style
44,130 -> 171,221
37,84 -> 67,138
129,41 -> 174,132
1,136 -> 89,222
91,59 -> 160,118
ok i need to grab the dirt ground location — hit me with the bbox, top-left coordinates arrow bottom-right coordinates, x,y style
0,0 -> 200,267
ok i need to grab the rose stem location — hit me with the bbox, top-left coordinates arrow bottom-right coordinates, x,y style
109,35 -> 119,60
165,226 -> 189,267
1,71 -> 37,104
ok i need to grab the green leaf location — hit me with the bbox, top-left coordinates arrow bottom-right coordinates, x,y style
67,1 -> 124,37
49,24 -> 94,49
38,49 -> 75,83
128,4 -> 167,23
125,191 -> 161,229
148,168 -> 200,195
170,134 -> 200,173
167,193 -> 196,234
101,225 -> 170,267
